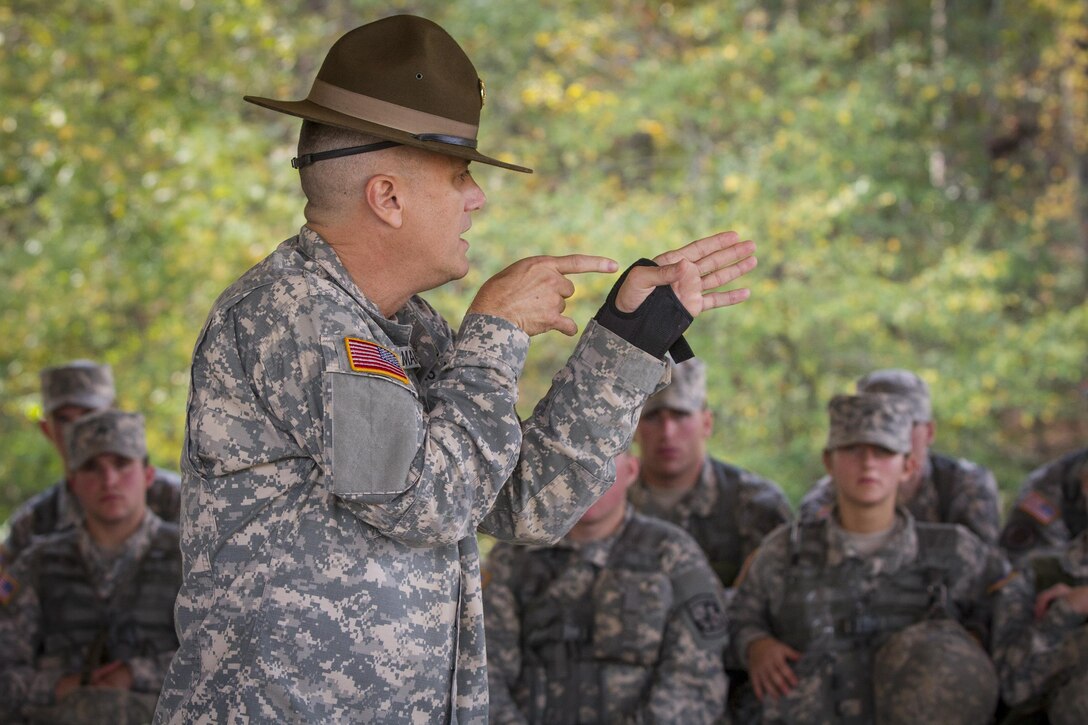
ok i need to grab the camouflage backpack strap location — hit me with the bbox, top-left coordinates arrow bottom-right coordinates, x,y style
775,517 -> 830,650
928,454 -> 960,523
906,523 -> 959,619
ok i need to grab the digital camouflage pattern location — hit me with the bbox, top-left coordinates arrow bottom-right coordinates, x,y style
872,619 -> 998,724
640,357 -> 706,415
798,452 -> 1002,545
20,688 -> 159,725
0,512 -> 181,722
627,455 -> 791,589
39,360 -> 115,415
154,227 -> 667,723
999,447 -> 1088,563
1,470 -> 181,567
63,410 -> 146,471
992,528 -> 1088,720
855,368 -> 932,423
728,509 -> 1009,724
825,393 -> 913,454
482,507 -> 728,724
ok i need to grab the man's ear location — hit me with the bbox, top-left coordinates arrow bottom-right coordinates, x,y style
364,174 -> 404,228
822,449 -> 834,476
900,452 -> 919,484
143,464 -> 155,491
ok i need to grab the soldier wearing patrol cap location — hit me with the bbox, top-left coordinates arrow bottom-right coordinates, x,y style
728,392 -> 1008,724
992,527 -> 1088,724
0,410 -> 181,724
483,451 -> 728,724
799,368 -> 1002,545
628,358 -> 791,592
2,361 -> 180,565
155,13 -> 759,723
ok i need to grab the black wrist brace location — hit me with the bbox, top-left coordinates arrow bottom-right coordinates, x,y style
593,258 -> 694,362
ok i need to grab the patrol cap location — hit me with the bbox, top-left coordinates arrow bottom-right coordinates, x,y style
641,359 -> 706,416
244,15 -> 531,173
856,368 -> 932,422
40,360 -> 115,415
64,410 -> 146,471
826,393 -> 913,454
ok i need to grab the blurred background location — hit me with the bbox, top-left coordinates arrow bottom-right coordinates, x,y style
1,0 -> 1085,522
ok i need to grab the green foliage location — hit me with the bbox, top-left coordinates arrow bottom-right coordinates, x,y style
1,0 -> 1085,521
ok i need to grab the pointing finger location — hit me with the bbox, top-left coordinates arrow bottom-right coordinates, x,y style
550,254 -> 619,276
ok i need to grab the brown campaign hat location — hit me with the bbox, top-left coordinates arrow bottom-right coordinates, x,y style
244,14 -> 531,173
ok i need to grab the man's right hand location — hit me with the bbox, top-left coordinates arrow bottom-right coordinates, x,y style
748,635 -> 801,701
468,255 -> 619,336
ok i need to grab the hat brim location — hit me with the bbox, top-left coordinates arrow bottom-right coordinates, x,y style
244,96 -> 532,174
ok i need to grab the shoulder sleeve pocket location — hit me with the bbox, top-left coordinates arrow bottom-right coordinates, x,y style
327,370 -> 424,502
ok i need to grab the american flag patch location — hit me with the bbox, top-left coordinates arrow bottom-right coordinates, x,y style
344,338 -> 409,385
1019,490 -> 1058,526
0,571 -> 17,606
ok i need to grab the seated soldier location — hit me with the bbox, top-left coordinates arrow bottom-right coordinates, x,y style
2,360 -> 181,565
628,358 -> 791,591
992,528 -> 1088,724
798,368 -> 1001,545
729,392 -> 1009,724
0,410 -> 181,724
483,450 -> 728,724
999,446 -> 1088,564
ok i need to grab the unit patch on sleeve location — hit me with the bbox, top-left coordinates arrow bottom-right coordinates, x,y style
344,338 -> 410,385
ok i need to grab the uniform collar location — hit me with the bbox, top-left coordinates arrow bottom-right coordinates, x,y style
825,505 -> 918,574
559,505 -> 634,568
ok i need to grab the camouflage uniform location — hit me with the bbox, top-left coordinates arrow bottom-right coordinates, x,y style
992,529 -> 1088,723
999,447 -> 1088,564
728,509 -> 1007,724
154,227 -> 668,723
483,506 -> 728,724
628,457 -> 791,589
729,394 -> 1007,724
797,453 -> 1001,545
2,471 -> 181,565
799,368 -> 1001,545
0,511 -> 181,723
1,359 -> 181,566
628,358 -> 791,589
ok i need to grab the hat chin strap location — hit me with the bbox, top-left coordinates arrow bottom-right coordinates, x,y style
291,140 -> 401,169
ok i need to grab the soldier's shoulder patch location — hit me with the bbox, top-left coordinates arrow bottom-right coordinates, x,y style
816,504 -> 832,520
0,570 -> 18,605
1018,490 -> 1059,526
987,570 -> 1019,594
344,337 -> 409,385
686,593 -> 727,639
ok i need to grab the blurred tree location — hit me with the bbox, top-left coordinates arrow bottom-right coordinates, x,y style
1,0 -> 1084,524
